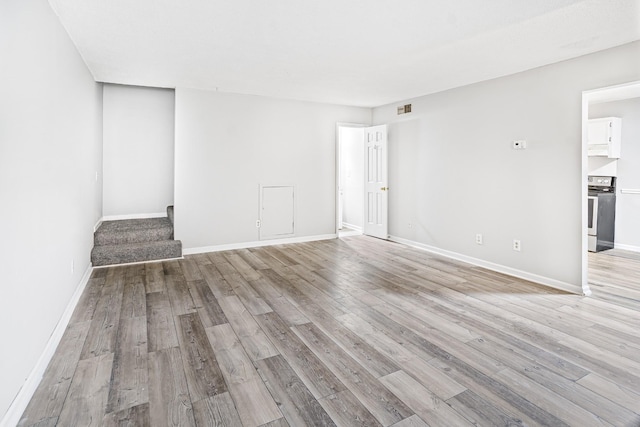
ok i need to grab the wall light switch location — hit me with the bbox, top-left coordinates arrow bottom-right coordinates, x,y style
512,140 -> 527,150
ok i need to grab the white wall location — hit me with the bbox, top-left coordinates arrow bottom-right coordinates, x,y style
372,42 -> 640,293
0,0 -> 103,420
590,98 -> 640,252
103,84 -> 175,217
339,127 -> 364,228
175,89 -> 371,250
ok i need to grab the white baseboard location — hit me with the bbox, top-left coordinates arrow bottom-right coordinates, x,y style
1,264 -> 93,427
101,212 -> 167,222
388,235 -> 583,295
339,230 -> 363,237
93,212 -> 168,232
614,243 -> 640,253
183,234 -> 337,255
341,222 -> 363,232
92,256 -> 185,269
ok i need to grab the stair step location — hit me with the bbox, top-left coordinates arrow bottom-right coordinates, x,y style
91,240 -> 182,266
94,217 -> 173,246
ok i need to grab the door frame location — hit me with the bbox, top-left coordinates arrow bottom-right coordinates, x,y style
581,80 -> 640,295
335,123 -> 367,236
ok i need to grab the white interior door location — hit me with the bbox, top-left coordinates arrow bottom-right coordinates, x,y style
363,125 -> 388,239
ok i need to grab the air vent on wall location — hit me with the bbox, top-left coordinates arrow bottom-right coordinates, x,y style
397,104 -> 412,115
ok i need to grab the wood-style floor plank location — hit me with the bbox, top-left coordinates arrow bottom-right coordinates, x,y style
255,312 -> 346,399
336,313 -> 466,401
68,277 -> 104,324
175,313 -> 227,401
18,321 -> 91,426
317,390 -> 382,427
379,370 -> 474,427
165,274 -> 196,316
146,291 -> 179,352
121,264 -> 146,318
192,392 -> 242,427
144,261 -> 165,294
148,347 -> 196,427
292,322 -> 413,426
106,316 -> 148,414
205,323 -> 262,385
188,279 -> 228,328
255,355 -> 336,427
102,403 -> 150,426
217,295 -> 279,361
79,267 -> 125,360
493,368 -> 610,426
199,264 -> 237,300
20,237 -> 640,426
294,302 -> 401,379
57,353 -> 114,426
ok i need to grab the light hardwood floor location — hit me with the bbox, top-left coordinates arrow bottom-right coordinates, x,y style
19,237 -> 640,426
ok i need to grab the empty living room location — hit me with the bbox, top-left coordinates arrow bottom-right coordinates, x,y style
2,0 -> 640,426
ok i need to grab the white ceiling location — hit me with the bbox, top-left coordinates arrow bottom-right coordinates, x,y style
49,0 -> 640,107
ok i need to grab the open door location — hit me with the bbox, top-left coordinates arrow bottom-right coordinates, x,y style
363,125 -> 388,239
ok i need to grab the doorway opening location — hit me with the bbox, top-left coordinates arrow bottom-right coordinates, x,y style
582,81 -> 640,296
337,124 -> 365,237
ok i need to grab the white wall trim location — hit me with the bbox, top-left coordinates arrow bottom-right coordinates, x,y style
1,264 -> 93,427
614,243 -> 640,253
341,222 -> 363,232
92,256 -> 185,269
183,234 -> 337,255
101,212 -> 167,222
389,235 -> 583,295
95,212 -> 168,231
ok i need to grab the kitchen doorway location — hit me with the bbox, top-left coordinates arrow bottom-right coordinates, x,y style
582,81 -> 640,295
336,124 -> 365,237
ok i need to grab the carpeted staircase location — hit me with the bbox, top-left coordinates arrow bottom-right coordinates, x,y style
91,206 -> 182,266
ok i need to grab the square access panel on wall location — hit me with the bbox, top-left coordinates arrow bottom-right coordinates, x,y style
260,185 -> 295,240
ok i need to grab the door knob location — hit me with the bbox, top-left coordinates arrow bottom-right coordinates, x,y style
380,187 -> 388,191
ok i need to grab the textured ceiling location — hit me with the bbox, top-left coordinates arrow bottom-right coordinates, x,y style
49,0 -> 640,107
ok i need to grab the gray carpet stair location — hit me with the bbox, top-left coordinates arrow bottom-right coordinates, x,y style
91,206 -> 182,266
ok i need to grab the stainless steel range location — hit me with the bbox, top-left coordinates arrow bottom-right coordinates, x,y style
588,176 -> 616,252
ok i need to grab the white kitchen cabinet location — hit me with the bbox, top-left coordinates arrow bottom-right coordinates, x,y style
588,117 -> 621,158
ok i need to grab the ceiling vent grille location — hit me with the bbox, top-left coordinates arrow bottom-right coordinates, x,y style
397,104 -> 412,115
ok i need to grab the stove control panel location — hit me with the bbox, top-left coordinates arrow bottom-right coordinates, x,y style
588,176 -> 616,193
588,176 -> 614,187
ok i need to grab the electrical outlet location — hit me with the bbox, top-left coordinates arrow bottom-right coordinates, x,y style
513,239 -> 521,251
256,219 -> 261,228
475,234 -> 483,245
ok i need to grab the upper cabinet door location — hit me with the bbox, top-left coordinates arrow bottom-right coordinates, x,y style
587,117 -> 622,158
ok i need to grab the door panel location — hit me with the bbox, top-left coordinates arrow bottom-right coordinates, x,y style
363,125 -> 388,239
260,185 -> 295,240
